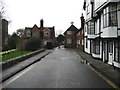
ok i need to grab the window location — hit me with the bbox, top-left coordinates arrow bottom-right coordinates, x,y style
93,41 -> 100,54
67,39 -> 72,44
82,39 -> 83,45
77,40 -> 80,45
86,37 -> 88,48
27,30 -> 31,37
86,4 -> 90,15
118,39 -> 120,62
108,42 -> 113,53
44,32 -> 49,36
114,41 -> 118,62
67,31 -> 72,35
109,4 -> 117,26
117,2 -> 120,11
103,7 -> 109,27
103,3 -> 117,28
87,21 -> 95,34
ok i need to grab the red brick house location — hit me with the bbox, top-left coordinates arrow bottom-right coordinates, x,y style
76,28 -> 84,49
76,14 -> 85,51
23,19 -> 55,48
64,22 -> 78,48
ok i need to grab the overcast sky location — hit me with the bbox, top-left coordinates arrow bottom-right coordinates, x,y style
5,0 -> 84,36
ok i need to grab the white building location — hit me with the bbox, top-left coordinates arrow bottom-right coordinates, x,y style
83,0 -> 120,68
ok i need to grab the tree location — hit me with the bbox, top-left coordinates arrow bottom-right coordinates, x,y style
0,0 -> 6,19
16,28 -> 24,37
56,34 -> 65,45
8,32 -> 19,49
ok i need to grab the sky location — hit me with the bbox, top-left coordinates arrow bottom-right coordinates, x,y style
4,0 -> 84,36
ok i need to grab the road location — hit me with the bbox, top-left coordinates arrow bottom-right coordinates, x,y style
3,46 -> 113,88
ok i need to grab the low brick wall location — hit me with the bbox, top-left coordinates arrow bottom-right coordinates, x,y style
2,49 -> 45,70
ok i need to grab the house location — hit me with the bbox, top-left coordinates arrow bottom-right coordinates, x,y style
83,0 -> 120,68
64,22 -> 78,48
21,19 -> 55,49
76,14 -> 85,51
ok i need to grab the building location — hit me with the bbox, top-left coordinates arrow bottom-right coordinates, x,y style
64,22 -> 78,48
83,0 -> 120,68
2,19 -> 8,51
76,14 -> 85,50
23,19 -> 55,48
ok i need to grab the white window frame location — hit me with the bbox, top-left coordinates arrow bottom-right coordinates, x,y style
44,31 -> 49,36
67,39 -> 72,44
67,31 -> 72,35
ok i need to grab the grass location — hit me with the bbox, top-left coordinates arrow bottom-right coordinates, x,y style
0,50 -> 31,62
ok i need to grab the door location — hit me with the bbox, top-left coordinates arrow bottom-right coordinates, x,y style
103,42 -> 107,63
108,41 -> 113,65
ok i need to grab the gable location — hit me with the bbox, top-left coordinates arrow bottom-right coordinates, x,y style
64,25 -> 79,35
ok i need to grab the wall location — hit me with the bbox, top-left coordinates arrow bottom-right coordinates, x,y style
101,27 -> 117,38
84,38 -> 91,54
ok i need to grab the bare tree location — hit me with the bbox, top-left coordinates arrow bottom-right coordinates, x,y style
0,0 -> 5,19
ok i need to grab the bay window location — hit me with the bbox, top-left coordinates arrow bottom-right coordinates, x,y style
103,3 -> 117,28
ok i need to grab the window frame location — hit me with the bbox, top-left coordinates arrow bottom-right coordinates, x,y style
67,31 -> 72,35
93,40 -> 100,54
103,3 -> 117,28
67,39 -> 72,44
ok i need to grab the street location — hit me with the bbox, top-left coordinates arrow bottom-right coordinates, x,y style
3,46 -> 113,88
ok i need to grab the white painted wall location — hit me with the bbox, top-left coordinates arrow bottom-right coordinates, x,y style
88,34 -> 96,39
94,0 -> 108,11
85,0 -> 92,21
84,39 -> 91,54
101,13 -> 103,30
101,27 -> 117,38
113,61 -> 120,68
118,30 -> 120,36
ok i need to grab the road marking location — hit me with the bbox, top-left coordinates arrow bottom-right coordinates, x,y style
90,66 -> 120,89
2,65 -> 34,88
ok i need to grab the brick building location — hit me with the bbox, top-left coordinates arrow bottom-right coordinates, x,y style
76,14 -> 85,50
23,19 -> 55,48
64,22 -> 78,48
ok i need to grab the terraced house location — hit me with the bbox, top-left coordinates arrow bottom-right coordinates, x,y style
83,0 -> 120,68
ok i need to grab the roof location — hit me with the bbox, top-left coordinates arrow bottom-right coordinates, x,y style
64,24 -> 79,35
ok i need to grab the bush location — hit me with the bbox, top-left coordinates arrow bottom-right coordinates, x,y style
25,37 -> 41,51
2,44 -> 10,51
44,42 -> 54,49
8,37 -> 18,49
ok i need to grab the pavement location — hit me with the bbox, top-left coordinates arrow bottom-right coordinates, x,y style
74,49 -> 120,87
0,50 -> 52,83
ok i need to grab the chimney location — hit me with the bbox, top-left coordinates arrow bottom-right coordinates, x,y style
40,19 -> 44,28
71,22 -> 74,25
80,13 -> 84,29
